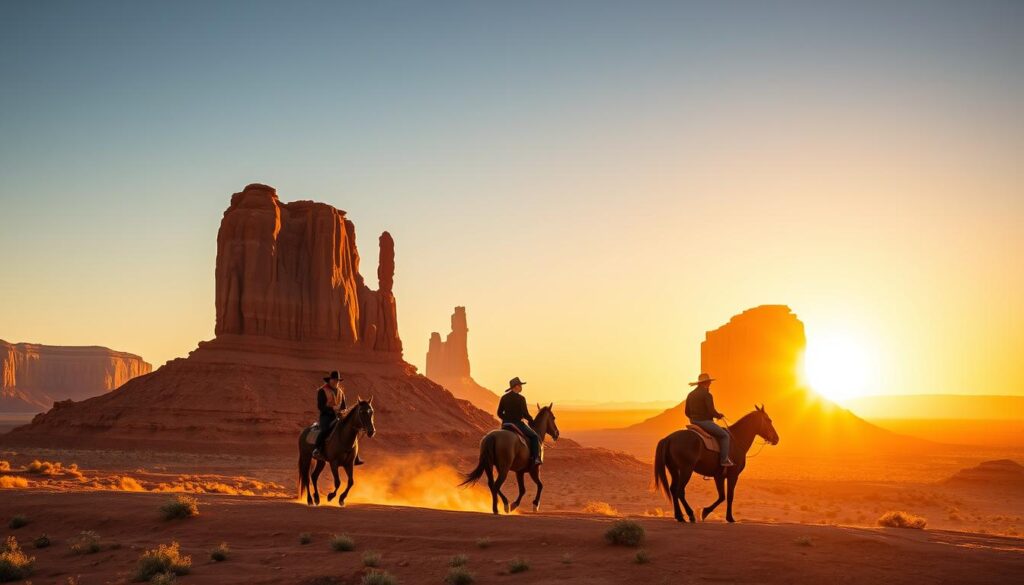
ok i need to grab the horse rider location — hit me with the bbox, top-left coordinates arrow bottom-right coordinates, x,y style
497,376 -> 543,466
312,370 -> 364,465
685,373 -> 734,467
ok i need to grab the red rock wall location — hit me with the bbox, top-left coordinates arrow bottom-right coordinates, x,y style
425,307 -> 499,412
214,184 -> 401,354
0,340 -> 151,412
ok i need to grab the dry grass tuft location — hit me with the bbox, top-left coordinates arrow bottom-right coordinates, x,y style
133,541 -> 192,582
634,549 -> 651,564
474,537 -> 491,549
448,554 -> 468,567
583,501 -> 620,516
330,534 -> 355,552
360,570 -> 397,585
7,515 -> 28,530
160,495 -> 199,520
209,542 -> 229,562
69,531 -> 102,555
0,536 -> 35,582
299,532 -> 312,545
605,520 -> 645,547
794,536 -> 813,546
445,566 -> 474,585
32,535 -> 50,549
508,558 -> 529,574
877,511 -> 927,530
362,551 -> 382,567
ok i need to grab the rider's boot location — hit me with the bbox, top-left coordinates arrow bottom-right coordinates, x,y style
720,458 -> 735,467
312,448 -> 325,461
354,455 -> 365,466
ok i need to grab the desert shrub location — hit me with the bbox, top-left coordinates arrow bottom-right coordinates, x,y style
448,554 -> 468,567
32,535 -> 50,549
583,501 -> 620,516
362,551 -> 381,567
149,573 -> 176,585
634,549 -> 650,564
299,532 -> 312,545
605,520 -> 645,547
474,537 -> 491,549
160,495 -> 199,520
794,536 -> 813,547
133,542 -> 192,581
361,570 -> 397,585
0,536 -> 35,582
561,553 -> 573,564
508,558 -> 529,574
70,531 -> 102,555
877,511 -> 927,530
7,516 -> 28,529
209,542 -> 229,562
330,534 -> 355,552
445,566 -> 474,585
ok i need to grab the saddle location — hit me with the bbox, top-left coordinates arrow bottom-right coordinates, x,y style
500,423 -> 529,448
686,424 -> 730,453
306,420 -> 337,446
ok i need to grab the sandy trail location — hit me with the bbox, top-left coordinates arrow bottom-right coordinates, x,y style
2,489 -> 1021,584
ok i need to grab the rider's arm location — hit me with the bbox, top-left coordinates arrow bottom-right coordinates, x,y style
317,388 -> 327,413
522,396 -> 535,425
338,392 -> 347,413
496,398 -> 505,421
707,393 -> 723,419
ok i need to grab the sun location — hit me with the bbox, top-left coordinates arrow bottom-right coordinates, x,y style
801,330 -> 877,403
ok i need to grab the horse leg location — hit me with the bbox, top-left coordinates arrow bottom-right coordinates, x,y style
484,466 -> 499,515
299,451 -> 313,506
668,467 -> 685,522
337,462 -> 355,506
528,467 -> 543,512
675,466 -> 697,523
510,471 -> 526,512
725,473 -> 739,523
494,467 -> 511,514
326,463 -> 341,501
702,474 -> 726,520
310,460 -> 326,506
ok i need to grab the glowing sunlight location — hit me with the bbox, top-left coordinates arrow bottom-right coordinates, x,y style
802,330 -> 878,403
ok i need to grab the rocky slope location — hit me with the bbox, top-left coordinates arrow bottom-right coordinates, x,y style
0,341 -> 150,412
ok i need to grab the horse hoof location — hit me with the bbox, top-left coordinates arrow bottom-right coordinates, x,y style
306,498 -> 313,506
326,493 -> 336,502
503,504 -> 510,514
313,495 -> 320,505
532,504 -> 540,513
510,502 -> 519,512
675,515 -> 685,523
726,517 -> 735,523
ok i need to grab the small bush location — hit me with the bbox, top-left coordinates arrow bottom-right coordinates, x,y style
330,534 -> 355,552
605,520 -> 645,547
209,542 -> 229,562
634,549 -> 650,564
7,516 -> 28,529
474,537 -> 491,549
0,536 -> 35,582
508,558 -> 529,574
361,570 -> 397,585
445,566 -> 474,585
134,541 -> 192,581
150,573 -> 176,585
448,554 -> 468,567
794,536 -> 813,547
299,532 -> 312,545
160,495 -> 199,520
582,501 -> 619,516
561,553 -> 573,564
32,535 -> 50,549
877,511 -> 927,530
70,531 -> 102,555
362,551 -> 381,567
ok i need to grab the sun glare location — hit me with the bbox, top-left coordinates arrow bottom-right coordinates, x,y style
802,331 -> 877,403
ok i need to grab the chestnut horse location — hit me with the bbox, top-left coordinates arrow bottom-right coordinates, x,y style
460,404 -> 560,515
654,405 -> 779,523
297,398 -> 376,507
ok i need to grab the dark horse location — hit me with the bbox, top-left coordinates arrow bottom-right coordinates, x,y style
297,398 -> 376,506
460,404 -> 560,515
654,405 -> 779,523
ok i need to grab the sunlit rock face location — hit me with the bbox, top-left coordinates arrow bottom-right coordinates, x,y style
2,185 -> 494,454
426,307 -> 499,412
214,184 -> 401,354
0,341 -> 151,412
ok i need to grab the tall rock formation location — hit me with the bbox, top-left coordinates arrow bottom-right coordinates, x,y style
0,341 -> 151,412
426,307 -> 499,412
3,185 -> 491,454
577,305 -> 925,457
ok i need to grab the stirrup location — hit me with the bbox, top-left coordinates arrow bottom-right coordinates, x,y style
720,458 -> 735,467
354,455 -> 365,466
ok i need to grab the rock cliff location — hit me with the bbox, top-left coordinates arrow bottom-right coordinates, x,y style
0,341 -> 151,412
426,307 -> 499,412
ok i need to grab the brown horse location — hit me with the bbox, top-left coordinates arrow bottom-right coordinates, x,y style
297,398 -> 376,507
654,405 -> 779,523
460,404 -> 560,515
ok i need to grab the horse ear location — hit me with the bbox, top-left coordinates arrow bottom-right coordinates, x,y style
754,404 -> 761,411
357,395 -> 363,402
536,402 -> 541,410
368,395 -> 374,404
549,402 -> 553,409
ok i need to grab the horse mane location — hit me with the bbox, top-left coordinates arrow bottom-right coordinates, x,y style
340,401 -> 366,425
729,409 -> 762,429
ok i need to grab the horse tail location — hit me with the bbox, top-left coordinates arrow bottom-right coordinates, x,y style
653,436 -> 672,501
459,434 -> 494,487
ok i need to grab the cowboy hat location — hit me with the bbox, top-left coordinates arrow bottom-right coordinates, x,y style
323,370 -> 343,383
688,373 -> 714,386
504,376 -> 527,393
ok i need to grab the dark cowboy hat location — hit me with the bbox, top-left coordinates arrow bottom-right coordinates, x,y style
323,370 -> 343,383
504,376 -> 527,393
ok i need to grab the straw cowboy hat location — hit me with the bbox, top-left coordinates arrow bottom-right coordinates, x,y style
688,373 -> 715,386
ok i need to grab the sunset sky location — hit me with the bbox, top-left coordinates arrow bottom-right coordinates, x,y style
1,1 -> 1021,405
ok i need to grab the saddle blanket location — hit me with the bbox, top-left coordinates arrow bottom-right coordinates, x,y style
686,424 -> 730,453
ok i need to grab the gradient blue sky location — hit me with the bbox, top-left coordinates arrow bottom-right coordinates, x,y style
2,1 -> 1022,403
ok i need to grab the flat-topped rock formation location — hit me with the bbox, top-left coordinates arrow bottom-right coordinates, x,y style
426,307 -> 500,412
0,340 -> 151,412
944,459 -> 1024,489
2,185 -> 491,454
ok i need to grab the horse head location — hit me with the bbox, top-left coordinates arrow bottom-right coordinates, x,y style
354,395 -> 376,438
535,402 -> 560,442
754,404 -> 779,445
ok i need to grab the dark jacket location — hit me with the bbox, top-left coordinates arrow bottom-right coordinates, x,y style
317,385 -> 346,419
685,386 -> 722,421
497,392 -> 534,425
